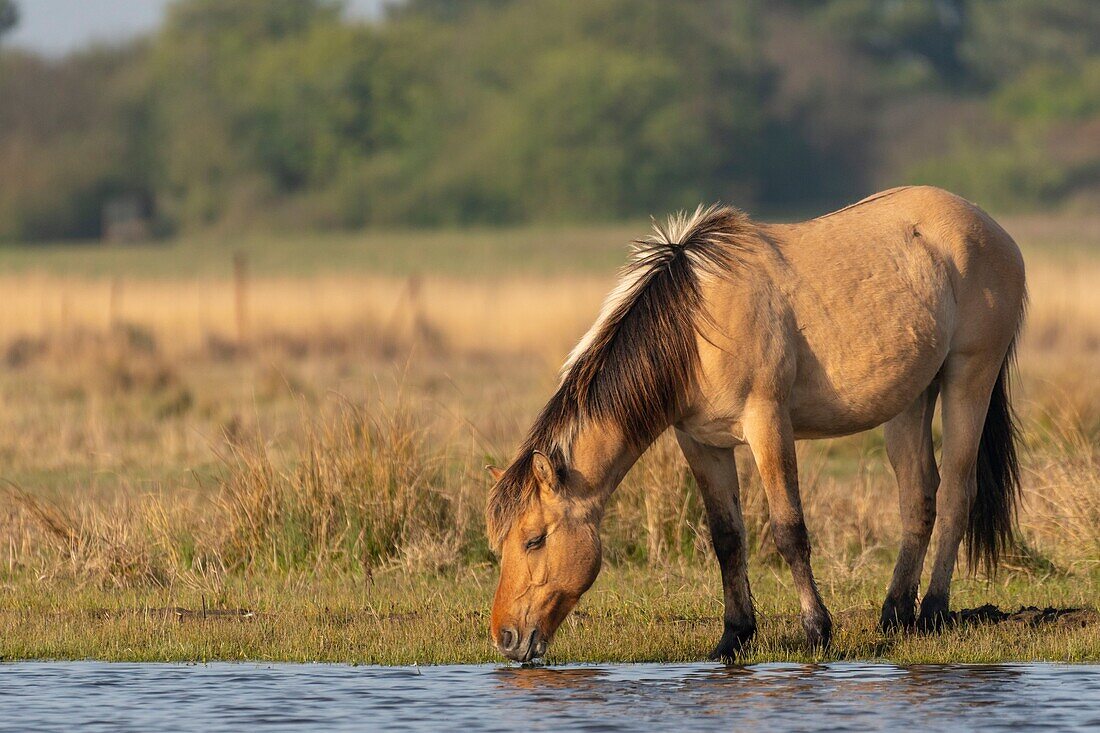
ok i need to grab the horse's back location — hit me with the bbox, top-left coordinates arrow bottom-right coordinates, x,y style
787,185 -> 1025,352
702,187 -> 1024,440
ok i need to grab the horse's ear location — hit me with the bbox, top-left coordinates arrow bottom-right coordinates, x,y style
485,465 -> 504,482
531,451 -> 558,494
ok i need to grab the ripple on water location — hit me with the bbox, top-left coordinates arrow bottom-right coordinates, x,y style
0,662 -> 1097,732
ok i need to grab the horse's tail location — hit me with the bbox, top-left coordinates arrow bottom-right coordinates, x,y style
966,338 -> 1022,575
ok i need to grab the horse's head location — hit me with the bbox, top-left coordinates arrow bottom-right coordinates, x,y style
486,451 -> 602,663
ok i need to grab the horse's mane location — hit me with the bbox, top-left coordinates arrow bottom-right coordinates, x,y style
486,204 -> 755,550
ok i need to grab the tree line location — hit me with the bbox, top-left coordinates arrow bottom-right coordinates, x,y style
0,0 -> 1097,241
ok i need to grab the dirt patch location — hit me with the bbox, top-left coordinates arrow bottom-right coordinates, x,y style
952,605 -> 1098,629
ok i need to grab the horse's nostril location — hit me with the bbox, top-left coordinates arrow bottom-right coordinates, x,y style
499,627 -> 518,651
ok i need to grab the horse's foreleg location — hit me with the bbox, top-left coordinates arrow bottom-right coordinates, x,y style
919,354 -> 1001,630
675,429 -> 755,659
743,405 -> 832,649
881,382 -> 940,632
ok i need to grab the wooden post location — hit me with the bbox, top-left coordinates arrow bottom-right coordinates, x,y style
59,293 -> 70,336
108,277 -> 121,331
408,274 -> 429,343
233,251 -> 248,345
383,273 -> 422,348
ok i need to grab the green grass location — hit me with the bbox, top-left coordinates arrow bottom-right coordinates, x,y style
2,564 -> 1096,665
0,212 -> 1094,279
0,224 -> 638,279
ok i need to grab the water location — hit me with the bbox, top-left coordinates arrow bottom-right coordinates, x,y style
0,662 -> 1097,732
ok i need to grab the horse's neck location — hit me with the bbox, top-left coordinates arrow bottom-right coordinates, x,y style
566,418 -> 649,513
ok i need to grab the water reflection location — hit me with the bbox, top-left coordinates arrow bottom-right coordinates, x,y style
493,665 -> 611,690
489,662 -> 1087,732
0,661 -> 1096,732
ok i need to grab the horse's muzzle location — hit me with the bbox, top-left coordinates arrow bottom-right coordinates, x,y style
496,626 -> 547,663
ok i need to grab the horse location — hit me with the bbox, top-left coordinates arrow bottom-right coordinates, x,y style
485,186 -> 1026,663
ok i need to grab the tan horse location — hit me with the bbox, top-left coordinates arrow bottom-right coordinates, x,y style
486,186 -> 1026,662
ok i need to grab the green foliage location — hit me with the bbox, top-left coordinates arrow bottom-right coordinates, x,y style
163,0 -> 342,44
363,0 -> 772,225
0,0 -> 1097,240
907,55 -> 1100,209
996,60 -> 1100,122
0,48 -> 152,240
908,133 -> 1070,212
820,0 -> 967,83
962,0 -> 1100,85
389,0 -> 516,22
149,0 -> 356,227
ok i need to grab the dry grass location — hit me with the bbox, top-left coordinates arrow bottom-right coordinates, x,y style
0,274 -> 610,360
0,216 -> 1096,661
3,377 -> 1096,593
1,246 -> 1097,366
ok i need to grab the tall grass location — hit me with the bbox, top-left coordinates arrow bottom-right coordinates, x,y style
214,400 -> 454,572
3,397 -> 467,587
4,385 -> 1097,591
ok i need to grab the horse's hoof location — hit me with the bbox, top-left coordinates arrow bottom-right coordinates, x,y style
803,609 -> 833,650
917,594 -> 951,632
707,621 -> 756,661
880,593 -> 916,633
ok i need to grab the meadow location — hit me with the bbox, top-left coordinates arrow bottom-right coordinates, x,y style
0,213 -> 1097,664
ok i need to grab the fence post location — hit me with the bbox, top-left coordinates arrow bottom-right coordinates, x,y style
108,277 -> 121,331
234,251 -> 248,345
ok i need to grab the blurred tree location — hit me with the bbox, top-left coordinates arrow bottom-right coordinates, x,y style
0,0 -> 17,40
963,0 -> 1100,84
150,0 -> 350,227
0,47 -> 151,240
1,0 -> 1098,240
163,0 -> 342,44
819,0 -> 967,84
363,0 -> 776,224
996,59 -> 1100,123
389,0 -> 516,21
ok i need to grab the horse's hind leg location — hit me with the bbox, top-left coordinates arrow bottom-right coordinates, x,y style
880,381 -> 940,632
743,405 -> 832,649
675,430 -> 755,659
918,353 -> 1003,630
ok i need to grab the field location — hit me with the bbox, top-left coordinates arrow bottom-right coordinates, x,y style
0,214 -> 1098,664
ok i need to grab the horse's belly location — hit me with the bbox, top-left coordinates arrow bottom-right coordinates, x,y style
786,240 -> 955,438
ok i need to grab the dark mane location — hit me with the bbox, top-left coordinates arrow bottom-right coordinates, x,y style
486,205 -> 754,549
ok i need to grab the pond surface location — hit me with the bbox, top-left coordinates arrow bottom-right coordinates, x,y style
0,662 -> 1097,732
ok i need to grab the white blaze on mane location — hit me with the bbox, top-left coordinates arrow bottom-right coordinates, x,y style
560,204 -> 720,380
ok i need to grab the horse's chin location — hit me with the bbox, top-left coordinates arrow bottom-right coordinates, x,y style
524,635 -> 549,664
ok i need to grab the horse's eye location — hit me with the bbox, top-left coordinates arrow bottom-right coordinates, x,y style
525,534 -> 546,551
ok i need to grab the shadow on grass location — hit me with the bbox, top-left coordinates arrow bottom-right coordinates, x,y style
950,604 -> 1098,629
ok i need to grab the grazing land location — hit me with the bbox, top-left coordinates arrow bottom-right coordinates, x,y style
0,214 -> 1097,664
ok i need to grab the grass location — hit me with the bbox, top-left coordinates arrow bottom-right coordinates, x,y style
0,211 -> 1095,279
0,223 -> 637,279
0,213 -> 1097,664
2,567 -> 1096,664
